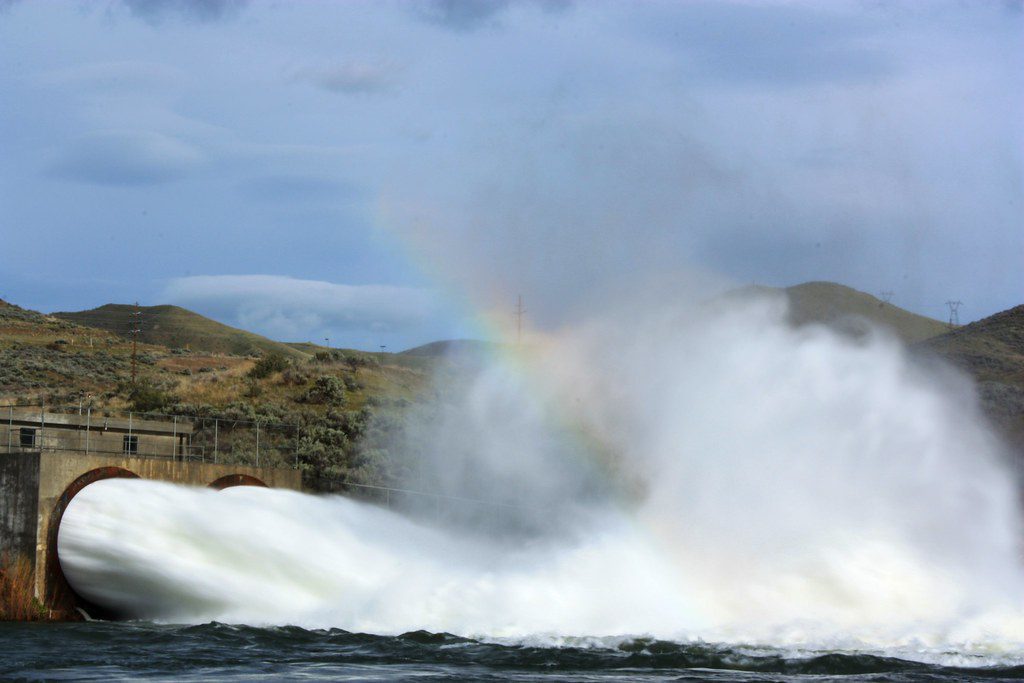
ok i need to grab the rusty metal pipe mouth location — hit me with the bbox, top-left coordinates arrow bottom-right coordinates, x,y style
208,474 -> 268,490
48,467 -> 140,620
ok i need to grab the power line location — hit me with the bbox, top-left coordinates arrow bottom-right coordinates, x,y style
945,300 -> 962,329
129,302 -> 142,384
514,294 -> 526,346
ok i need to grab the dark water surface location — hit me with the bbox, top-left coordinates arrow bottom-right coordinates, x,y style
1,622 -> 1021,682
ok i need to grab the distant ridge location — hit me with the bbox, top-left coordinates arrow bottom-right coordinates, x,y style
400,339 -> 497,358
53,304 -> 306,358
729,281 -> 949,344
1,298 -> 119,342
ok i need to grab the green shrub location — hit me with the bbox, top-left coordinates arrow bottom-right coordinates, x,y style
248,353 -> 289,379
244,377 -> 263,398
344,354 -> 372,370
280,367 -> 313,386
303,375 -> 346,405
128,379 -> 173,412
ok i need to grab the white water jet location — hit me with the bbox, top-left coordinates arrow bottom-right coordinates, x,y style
57,295 -> 1024,661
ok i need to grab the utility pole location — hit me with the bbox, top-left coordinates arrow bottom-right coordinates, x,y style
129,302 -> 142,384
514,294 -> 526,345
945,300 -> 962,330
379,345 -> 386,365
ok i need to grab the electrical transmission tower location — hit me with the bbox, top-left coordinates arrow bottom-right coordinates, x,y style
878,290 -> 894,305
129,302 -> 142,384
514,294 -> 526,345
945,300 -> 962,329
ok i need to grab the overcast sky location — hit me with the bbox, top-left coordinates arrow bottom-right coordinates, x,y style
0,0 -> 1020,350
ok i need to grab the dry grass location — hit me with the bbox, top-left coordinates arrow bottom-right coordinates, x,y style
0,554 -> 47,621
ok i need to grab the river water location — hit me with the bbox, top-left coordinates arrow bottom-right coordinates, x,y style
4,621 -> 1024,681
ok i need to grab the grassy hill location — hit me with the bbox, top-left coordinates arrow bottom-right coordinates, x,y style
2,298 -> 440,490
3,299 -> 434,420
285,341 -> 327,355
54,304 -> 307,359
729,281 -> 949,344
0,299 -> 107,344
0,299 -> 142,398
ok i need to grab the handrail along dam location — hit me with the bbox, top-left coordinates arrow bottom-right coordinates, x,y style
0,407 -> 301,617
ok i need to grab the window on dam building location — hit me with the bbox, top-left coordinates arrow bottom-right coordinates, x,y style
122,435 -> 138,455
19,428 -> 35,449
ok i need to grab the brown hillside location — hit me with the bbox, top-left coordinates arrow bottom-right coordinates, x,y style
54,304 -> 306,359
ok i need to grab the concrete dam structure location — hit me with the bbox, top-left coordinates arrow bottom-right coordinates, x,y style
0,409 -> 301,616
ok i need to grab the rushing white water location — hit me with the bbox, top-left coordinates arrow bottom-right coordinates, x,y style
57,296 -> 1024,662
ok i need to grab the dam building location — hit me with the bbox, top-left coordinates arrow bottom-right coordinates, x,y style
0,407 -> 301,617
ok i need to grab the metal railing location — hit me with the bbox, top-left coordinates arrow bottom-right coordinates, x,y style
0,404 -> 300,469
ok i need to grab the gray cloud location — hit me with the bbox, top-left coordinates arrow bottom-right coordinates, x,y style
37,60 -> 185,94
413,0 -> 571,32
291,61 -> 402,94
646,1 -> 890,85
162,275 -> 439,342
121,0 -> 248,24
1,0 -> 1019,344
47,130 -> 204,186
415,0 -> 511,31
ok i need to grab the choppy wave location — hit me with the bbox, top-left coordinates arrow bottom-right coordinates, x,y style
3,622 -> 1024,682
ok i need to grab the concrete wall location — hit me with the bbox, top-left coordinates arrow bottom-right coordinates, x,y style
1,411 -> 191,458
0,452 -> 40,564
